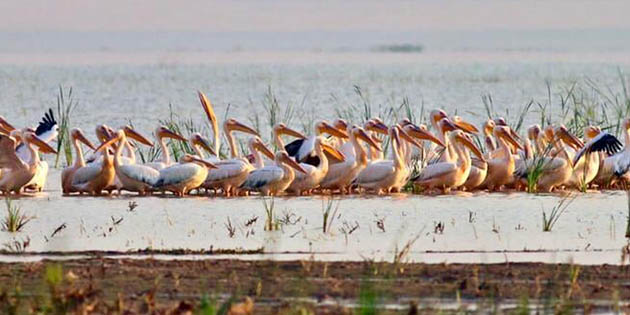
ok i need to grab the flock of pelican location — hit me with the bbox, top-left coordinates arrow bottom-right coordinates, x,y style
1,91 -> 629,197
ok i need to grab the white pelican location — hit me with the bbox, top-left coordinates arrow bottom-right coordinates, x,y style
154,154 -> 217,196
577,120 -> 627,187
0,130 -> 57,194
320,125 -> 382,193
247,136 -> 275,168
413,129 -> 485,194
90,128 -> 160,195
364,118 -> 389,162
202,119 -> 259,196
71,126 -> 118,195
284,120 -> 348,165
479,126 -> 523,191
20,110 -> 59,192
144,126 -> 188,170
61,128 -> 97,194
240,151 -> 307,196
356,125 -> 422,194
565,126 -> 613,189
287,136 -> 346,195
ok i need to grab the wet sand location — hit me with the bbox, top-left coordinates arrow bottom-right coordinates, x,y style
2,258 -> 630,313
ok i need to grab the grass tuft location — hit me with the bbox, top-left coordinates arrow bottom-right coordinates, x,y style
54,86 -> 79,168
542,195 -> 576,232
1,199 -> 33,233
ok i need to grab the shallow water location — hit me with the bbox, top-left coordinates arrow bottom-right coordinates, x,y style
0,170 -> 628,265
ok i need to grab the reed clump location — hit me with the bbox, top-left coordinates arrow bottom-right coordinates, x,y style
1,199 -> 33,233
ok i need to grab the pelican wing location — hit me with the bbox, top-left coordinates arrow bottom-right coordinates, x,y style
241,167 -> 284,189
17,109 -> 58,162
286,136 -> 317,164
413,162 -> 457,182
206,160 -> 251,182
119,164 -> 160,186
614,150 -> 630,176
573,132 -> 622,164
72,165 -> 102,186
284,138 -> 305,157
154,164 -> 199,187
0,135 -> 26,170
357,161 -> 395,185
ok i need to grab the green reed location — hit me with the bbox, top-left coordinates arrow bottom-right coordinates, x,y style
54,86 -> 79,168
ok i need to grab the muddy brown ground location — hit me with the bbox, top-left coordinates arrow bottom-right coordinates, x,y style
2,258 -> 630,313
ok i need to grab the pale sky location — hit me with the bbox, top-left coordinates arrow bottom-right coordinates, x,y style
1,0 -> 630,32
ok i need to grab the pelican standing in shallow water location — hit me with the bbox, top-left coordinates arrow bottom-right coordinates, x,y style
240,151 -> 307,196
61,128 -> 97,194
93,129 -> 160,195
202,119 -> 260,196
154,154 -> 218,196
0,130 -> 57,194
355,125 -> 422,194
479,126 -> 523,191
413,129 -> 485,194
143,126 -> 188,170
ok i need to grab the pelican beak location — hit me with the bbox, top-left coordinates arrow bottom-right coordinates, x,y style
198,91 -> 220,140
356,128 -> 382,151
458,133 -> 485,162
502,129 -> 524,151
95,134 -> 121,152
254,140 -> 275,160
123,126 -> 154,146
508,128 -> 523,143
371,134 -> 383,144
160,127 -> 187,142
333,119 -> 349,131
193,135 -> 216,156
366,120 -> 389,135
190,155 -> 218,169
282,154 -> 308,174
453,116 -> 479,134
398,126 -> 422,149
0,116 -> 15,132
228,120 -> 259,136
319,121 -> 349,139
405,124 -> 445,147
278,125 -> 306,139
29,134 -> 57,154
557,127 -> 583,150
440,118 -> 458,132
76,130 -> 97,150
321,142 -> 346,161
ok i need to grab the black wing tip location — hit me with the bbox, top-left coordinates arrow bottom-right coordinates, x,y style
35,108 -> 58,135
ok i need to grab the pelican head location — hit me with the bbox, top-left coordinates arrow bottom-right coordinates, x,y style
155,126 -> 186,143
251,136 -> 275,160
396,125 -> 423,149
181,154 -> 218,169
430,110 -> 448,126
23,131 -> 57,154
494,126 -> 524,151
224,119 -> 259,136
70,128 -> 97,150
454,130 -> 485,162
439,118 -> 458,133
353,126 -> 382,151
555,125 -> 584,150
403,123 -> 445,147
494,117 -> 507,126
543,125 -> 555,143
398,118 -> 413,127
364,119 -> 388,135
276,151 -> 307,174
452,116 -> 479,134
190,133 -> 216,156
123,126 -> 154,146
96,130 -> 125,152
273,123 -> 305,139
333,119 -> 349,131
528,124 -> 541,141
315,120 -> 348,139
584,126 -> 602,140
483,119 -> 496,137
